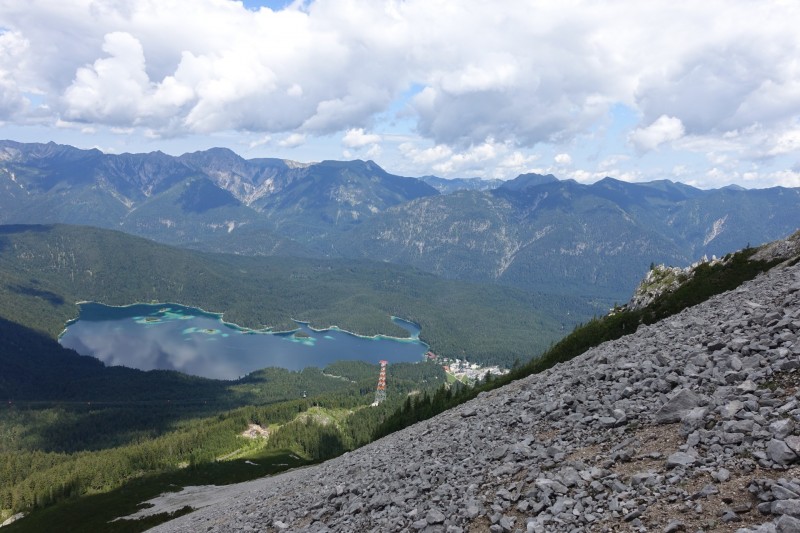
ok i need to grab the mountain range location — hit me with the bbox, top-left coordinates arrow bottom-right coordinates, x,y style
2,139 -> 799,302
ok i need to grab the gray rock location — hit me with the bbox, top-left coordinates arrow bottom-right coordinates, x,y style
663,520 -> 686,532
722,432 -> 745,445
722,400 -> 745,418
426,509 -> 446,524
770,419 -> 795,440
773,499 -> 800,518
499,516 -> 514,531
680,406 -> 709,436
624,508 -> 644,522
767,440 -> 798,466
666,451 -> 698,469
692,484 -> 719,499
739,380 -> 759,392
725,419 -> 756,433
412,518 -> 429,530
772,485 -> 800,500
785,436 -> 800,455
744,524 -> 778,533
759,501 -> 775,515
712,468 -> 731,482
535,478 -> 568,494
631,471 -> 658,487
598,416 -> 618,427
655,389 -> 704,424
777,514 -> 800,533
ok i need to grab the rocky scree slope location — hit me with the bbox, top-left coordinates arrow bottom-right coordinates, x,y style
151,259 -> 800,532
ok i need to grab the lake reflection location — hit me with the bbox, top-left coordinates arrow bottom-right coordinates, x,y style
59,303 -> 428,380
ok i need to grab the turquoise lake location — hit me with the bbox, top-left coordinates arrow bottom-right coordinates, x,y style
58,302 -> 429,380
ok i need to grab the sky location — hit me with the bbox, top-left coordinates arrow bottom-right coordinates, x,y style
1,1 -> 799,189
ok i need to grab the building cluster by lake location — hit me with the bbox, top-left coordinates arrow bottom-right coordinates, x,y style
425,351 -> 508,384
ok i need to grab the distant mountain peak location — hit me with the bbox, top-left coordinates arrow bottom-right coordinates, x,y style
722,183 -> 746,191
185,146 -> 239,157
497,173 -> 559,192
594,176 -> 621,186
283,159 -> 313,169
180,146 -> 245,164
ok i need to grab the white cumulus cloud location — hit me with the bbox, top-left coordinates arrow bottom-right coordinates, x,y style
629,115 -> 686,152
399,143 -> 453,166
342,128 -> 381,148
63,32 -> 152,124
278,133 -> 306,148
554,153 -> 572,165
768,129 -> 800,156
248,135 -> 272,149
431,139 -> 503,175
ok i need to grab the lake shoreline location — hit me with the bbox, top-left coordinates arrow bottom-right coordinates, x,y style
65,301 -> 423,343
59,302 -> 430,380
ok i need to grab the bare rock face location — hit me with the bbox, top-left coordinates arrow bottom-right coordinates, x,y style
150,259 -> 800,533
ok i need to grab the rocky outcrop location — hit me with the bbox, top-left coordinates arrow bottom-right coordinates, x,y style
625,253 -> 735,311
627,231 -> 800,311
151,258 -> 800,533
625,263 -> 696,310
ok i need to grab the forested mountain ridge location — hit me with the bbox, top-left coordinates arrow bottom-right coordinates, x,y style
0,223 -> 583,366
2,140 -> 799,303
340,176 -> 800,299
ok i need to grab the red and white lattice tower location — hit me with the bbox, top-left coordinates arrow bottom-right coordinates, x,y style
374,360 -> 388,404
